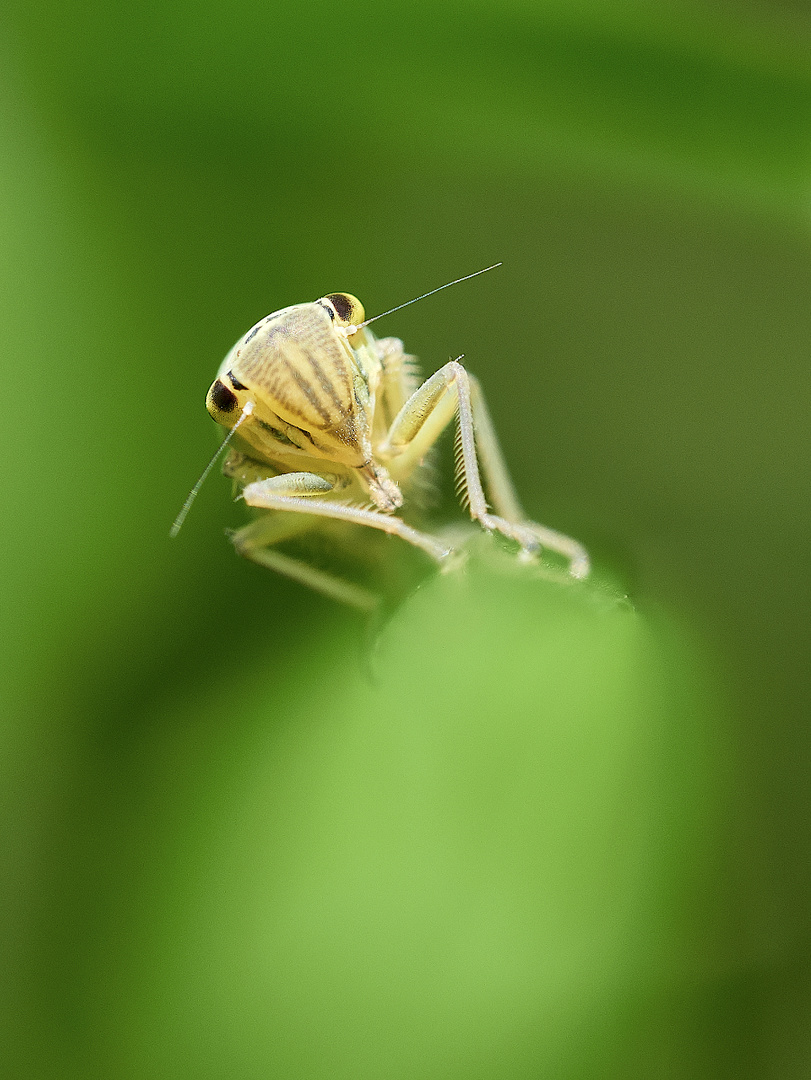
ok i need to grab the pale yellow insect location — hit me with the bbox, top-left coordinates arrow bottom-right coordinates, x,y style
175,267 -> 589,609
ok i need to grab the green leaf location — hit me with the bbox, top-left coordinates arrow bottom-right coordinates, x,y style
50,549 -> 729,1079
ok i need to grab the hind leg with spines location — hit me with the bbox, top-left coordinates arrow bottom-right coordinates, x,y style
381,360 -> 589,578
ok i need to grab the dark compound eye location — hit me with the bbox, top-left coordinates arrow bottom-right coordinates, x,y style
325,293 -> 356,323
208,379 -> 238,414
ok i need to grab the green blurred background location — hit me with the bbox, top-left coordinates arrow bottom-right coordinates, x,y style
2,1 -> 810,1076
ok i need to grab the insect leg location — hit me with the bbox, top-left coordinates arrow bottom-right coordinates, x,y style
231,500 -> 380,611
242,474 -> 453,563
383,361 -> 589,578
238,539 -> 379,610
467,375 -> 590,578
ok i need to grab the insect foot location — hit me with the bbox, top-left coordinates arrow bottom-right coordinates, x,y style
520,522 -> 591,580
479,514 -> 542,555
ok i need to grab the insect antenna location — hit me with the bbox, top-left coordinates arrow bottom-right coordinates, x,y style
348,263 -> 502,335
170,400 -> 255,537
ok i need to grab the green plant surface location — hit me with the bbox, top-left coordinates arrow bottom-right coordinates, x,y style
16,551 -> 738,1079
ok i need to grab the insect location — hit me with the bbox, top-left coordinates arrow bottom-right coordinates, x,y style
174,267 -> 589,609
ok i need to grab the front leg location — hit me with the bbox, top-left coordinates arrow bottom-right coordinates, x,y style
382,361 -> 590,578
242,472 -> 453,564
